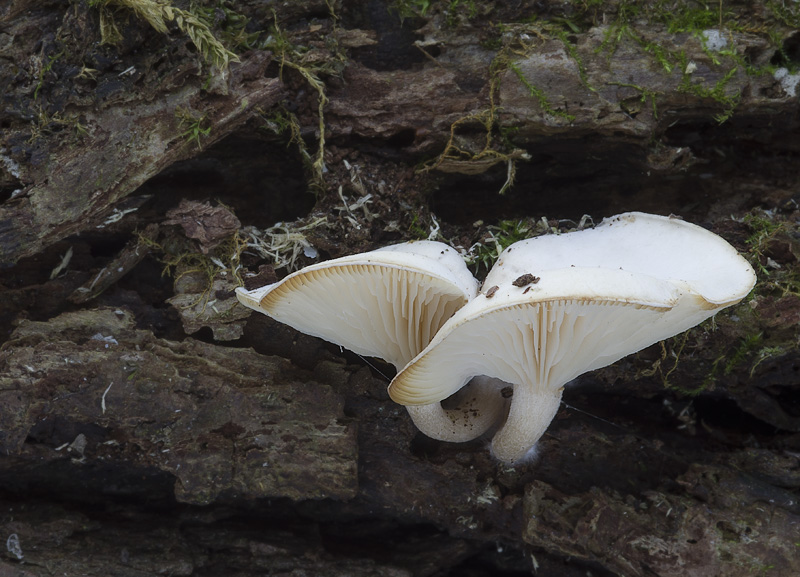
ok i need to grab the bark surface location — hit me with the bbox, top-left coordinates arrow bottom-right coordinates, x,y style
1,1 -> 799,575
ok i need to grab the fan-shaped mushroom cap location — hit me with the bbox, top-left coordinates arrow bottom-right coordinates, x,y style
236,241 -> 509,442
236,241 -> 478,369
487,212 -> 755,307
389,212 -> 756,463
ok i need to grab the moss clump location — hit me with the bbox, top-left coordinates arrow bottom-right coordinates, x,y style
34,51 -> 64,100
676,59 -> 741,124
90,0 -> 239,69
260,13 -> 346,191
463,216 -> 591,274
578,0 -> 798,122
465,219 -> 533,273
390,0 -> 432,21
176,108 -> 211,150
140,226 -> 247,314
742,210 -> 800,297
508,62 -> 576,123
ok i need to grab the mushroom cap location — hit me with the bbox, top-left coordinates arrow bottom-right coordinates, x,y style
487,212 -> 756,306
389,267 -> 686,405
235,241 -> 479,369
388,213 -> 756,406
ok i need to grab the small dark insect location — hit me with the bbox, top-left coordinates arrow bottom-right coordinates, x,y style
512,273 -> 540,287
485,285 -> 499,298
523,286 -> 531,295
501,386 -> 514,399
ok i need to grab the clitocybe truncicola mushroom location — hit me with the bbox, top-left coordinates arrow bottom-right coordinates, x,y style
235,240 -> 509,442
388,212 -> 757,464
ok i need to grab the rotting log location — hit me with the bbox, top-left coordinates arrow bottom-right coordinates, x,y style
524,462 -> 800,577
0,50 -> 284,265
0,308 -> 358,504
1,0 -> 799,575
2,1 -> 799,264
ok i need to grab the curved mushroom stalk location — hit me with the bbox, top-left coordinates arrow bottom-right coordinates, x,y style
406,377 -> 509,442
236,240 -> 506,442
490,385 -> 563,464
390,213 -> 757,464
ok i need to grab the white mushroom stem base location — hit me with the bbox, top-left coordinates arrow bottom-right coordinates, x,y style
405,377 -> 510,443
490,386 -> 564,464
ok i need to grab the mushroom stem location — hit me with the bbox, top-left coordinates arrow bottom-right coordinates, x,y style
490,385 -> 564,464
405,377 -> 510,442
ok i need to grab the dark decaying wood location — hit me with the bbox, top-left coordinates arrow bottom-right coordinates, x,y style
1,0 -> 799,575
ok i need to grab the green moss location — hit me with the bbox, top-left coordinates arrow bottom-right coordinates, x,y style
262,13 -> 346,190
744,211 -> 787,277
451,0 -> 478,17
260,108 -> 301,140
677,63 -> 741,124
194,1 -> 263,52
663,6 -> 721,34
508,62 -> 576,122
27,108 -> 88,144
547,25 -> 594,90
408,214 -> 431,240
90,0 -> 238,69
258,107 -> 314,173
390,0 -> 432,22
176,108 -> 211,150
637,314 -> 773,397
608,81 -> 661,118
768,0 -> 800,29
443,0 -> 482,27
34,51 -> 63,100
749,345 -> 787,377
584,0 -> 797,122
742,210 -> 800,298
142,225 -> 247,303
697,332 -> 763,392
465,219 -> 535,273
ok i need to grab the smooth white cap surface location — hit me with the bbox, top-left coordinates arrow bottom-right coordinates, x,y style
486,212 -> 756,306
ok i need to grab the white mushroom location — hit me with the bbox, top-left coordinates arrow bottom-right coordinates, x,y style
236,240 -> 509,442
388,212 -> 757,463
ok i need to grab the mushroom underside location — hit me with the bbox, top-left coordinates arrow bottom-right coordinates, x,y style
390,298 -> 674,406
390,294 -> 727,463
242,264 -> 470,369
